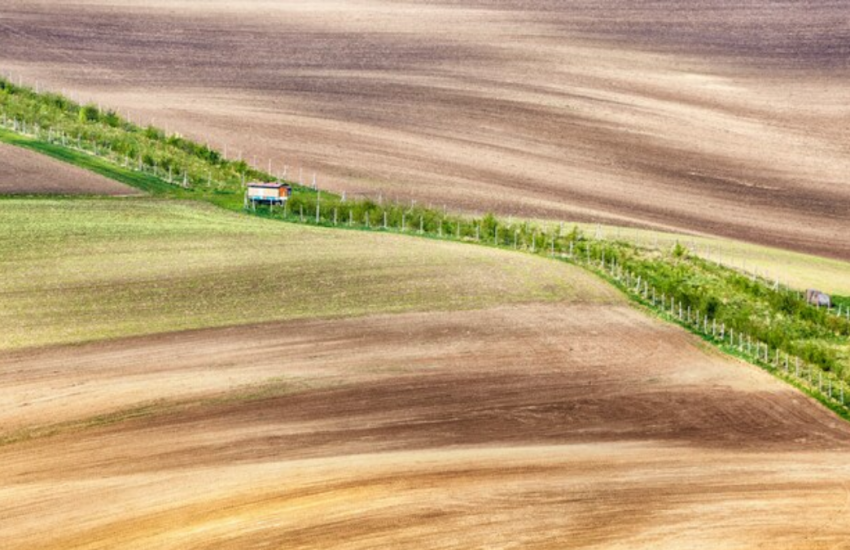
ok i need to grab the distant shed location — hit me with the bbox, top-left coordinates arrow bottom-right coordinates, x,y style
806,289 -> 831,308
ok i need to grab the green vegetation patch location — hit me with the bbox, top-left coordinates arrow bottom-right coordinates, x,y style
555,222 -> 850,296
0,199 -> 618,351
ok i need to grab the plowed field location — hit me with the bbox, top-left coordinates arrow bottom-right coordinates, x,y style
3,304 -> 849,549
2,0 -> 849,258
0,142 -> 138,195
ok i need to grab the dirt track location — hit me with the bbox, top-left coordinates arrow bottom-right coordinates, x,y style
0,142 -> 138,195
2,0 -> 850,258
3,303 -> 850,548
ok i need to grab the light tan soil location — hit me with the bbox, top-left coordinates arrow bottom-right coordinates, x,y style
2,303 -> 850,548
1,1 -> 849,258
0,142 -> 138,195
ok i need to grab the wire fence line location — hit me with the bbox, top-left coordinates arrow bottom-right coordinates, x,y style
579,248 -> 849,416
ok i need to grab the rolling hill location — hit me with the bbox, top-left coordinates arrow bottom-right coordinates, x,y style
3,2 -> 850,547
1,0 -> 849,258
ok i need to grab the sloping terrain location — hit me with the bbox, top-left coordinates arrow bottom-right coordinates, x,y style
0,198 -> 618,350
2,304 -> 849,549
0,141 -> 138,195
2,2 -> 850,545
1,0 -> 849,258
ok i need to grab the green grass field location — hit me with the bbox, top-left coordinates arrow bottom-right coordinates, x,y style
0,198 -> 620,351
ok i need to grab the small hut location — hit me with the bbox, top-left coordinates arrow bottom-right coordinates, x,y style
806,289 -> 831,309
246,182 -> 292,205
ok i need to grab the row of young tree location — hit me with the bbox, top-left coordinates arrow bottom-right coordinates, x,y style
254,192 -> 581,252
0,76 -> 272,193
583,241 -> 850,379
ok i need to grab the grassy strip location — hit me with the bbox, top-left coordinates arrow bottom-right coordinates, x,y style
593,242 -> 849,375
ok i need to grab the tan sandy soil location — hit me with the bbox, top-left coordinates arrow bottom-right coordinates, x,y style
2,303 -> 850,548
1,0 -> 849,258
0,142 -> 138,195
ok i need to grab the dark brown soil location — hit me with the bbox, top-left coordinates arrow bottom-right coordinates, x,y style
0,142 -> 138,195
2,304 -> 850,548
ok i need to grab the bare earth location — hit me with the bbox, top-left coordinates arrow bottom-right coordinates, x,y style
3,303 -> 850,549
0,142 -> 138,195
1,0 -> 849,258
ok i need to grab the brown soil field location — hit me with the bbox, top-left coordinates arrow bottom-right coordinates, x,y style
0,142 -> 138,195
3,303 -> 850,548
2,1 -> 850,258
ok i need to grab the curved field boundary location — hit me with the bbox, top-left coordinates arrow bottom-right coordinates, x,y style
574,252 -> 850,422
